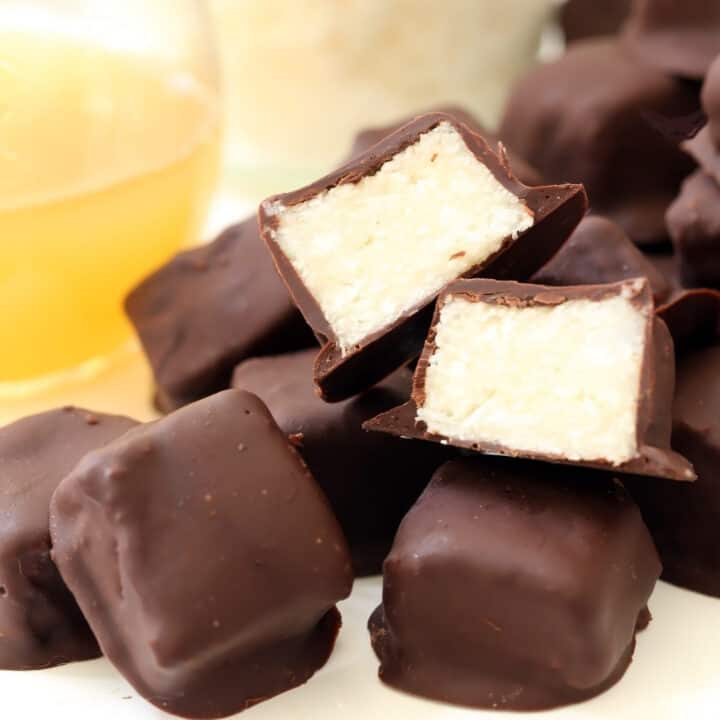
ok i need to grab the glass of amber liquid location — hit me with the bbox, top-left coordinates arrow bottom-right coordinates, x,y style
0,0 -> 220,392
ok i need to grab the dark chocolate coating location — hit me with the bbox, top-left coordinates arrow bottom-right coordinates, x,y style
684,127 -> 720,185
365,278 -> 695,481
560,0 -> 632,43
0,407 -> 136,670
647,252 -> 685,299
50,390 -> 353,718
232,350 -> 448,575
500,39 -> 699,247
705,54 -> 720,149
125,217 -> 315,411
627,290 -> 720,596
684,56 -> 720,183
348,105 -> 543,186
666,170 -> 720,288
621,0 -> 720,79
532,215 -> 670,303
657,287 -> 720,350
369,456 -> 660,711
260,112 -> 587,402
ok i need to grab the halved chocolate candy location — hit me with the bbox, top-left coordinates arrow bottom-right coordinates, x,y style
0,407 -> 136,670
370,456 -> 661,711
260,112 -> 586,401
621,0 -> 720,79
348,105 -> 543,186
50,390 -> 352,718
366,278 -> 694,481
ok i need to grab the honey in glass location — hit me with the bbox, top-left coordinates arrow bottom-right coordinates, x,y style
0,3 -> 220,387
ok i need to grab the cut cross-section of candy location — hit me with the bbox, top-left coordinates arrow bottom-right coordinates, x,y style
260,112 -> 587,401
366,278 -> 695,481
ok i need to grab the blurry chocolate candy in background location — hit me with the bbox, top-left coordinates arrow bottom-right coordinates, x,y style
561,0 -> 632,43
532,215 -> 671,303
500,39 -> 699,248
621,0 -> 720,79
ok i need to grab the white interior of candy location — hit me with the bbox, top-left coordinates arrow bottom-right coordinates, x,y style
265,122 -> 534,354
417,286 -> 648,465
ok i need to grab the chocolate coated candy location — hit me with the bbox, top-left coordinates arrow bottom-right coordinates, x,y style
50,390 -> 352,718
0,407 -> 136,669
621,0 -> 720,79
667,171 -> 720,288
561,0 -> 632,43
684,55 -> 720,183
705,54 -> 720,149
125,217 -> 314,411
500,39 -> 698,247
647,253 -> 684,298
232,350 -> 448,575
627,290 -> 720,597
369,457 -> 660,710
532,215 -> 670,303
366,278 -> 694,481
260,112 -> 586,401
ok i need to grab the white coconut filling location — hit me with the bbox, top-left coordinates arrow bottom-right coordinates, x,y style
417,291 -> 648,464
266,122 -> 534,353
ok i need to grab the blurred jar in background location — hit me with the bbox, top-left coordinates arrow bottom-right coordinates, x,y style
0,0 -> 220,390
209,0 -> 557,197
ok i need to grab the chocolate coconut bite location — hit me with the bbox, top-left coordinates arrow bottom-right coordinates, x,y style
260,112 -> 587,401
500,39 -> 698,247
369,457 -> 661,711
561,0 -> 632,43
232,349 -> 448,575
667,171 -> 720,288
50,390 -> 352,718
0,407 -> 136,670
704,55 -> 720,151
621,0 -> 720,79
348,106 -> 543,186
627,290 -> 720,597
125,217 -> 315,412
684,54 -> 720,184
532,215 -> 670,303
366,278 -> 695,481
648,253 -> 685,297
